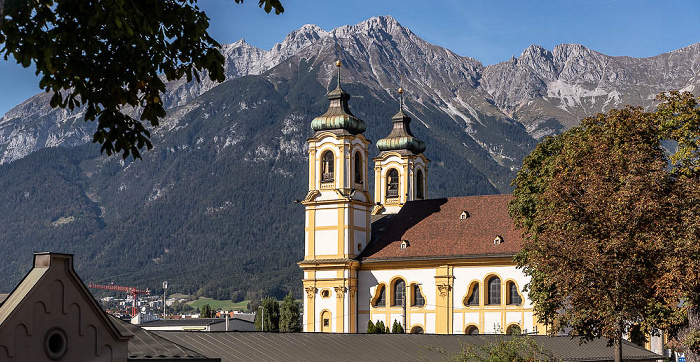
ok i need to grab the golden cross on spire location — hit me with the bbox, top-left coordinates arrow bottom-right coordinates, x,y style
336,60 -> 342,89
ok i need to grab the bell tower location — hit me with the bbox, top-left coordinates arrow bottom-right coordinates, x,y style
373,88 -> 429,215
300,61 -> 372,333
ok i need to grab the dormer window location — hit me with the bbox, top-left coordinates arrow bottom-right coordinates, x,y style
387,169 -> 399,197
321,151 -> 334,182
460,211 -> 469,220
494,236 -> 503,245
400,240 -> 410,249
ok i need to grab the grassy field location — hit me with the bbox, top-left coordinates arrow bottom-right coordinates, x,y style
187,297 -> 250,311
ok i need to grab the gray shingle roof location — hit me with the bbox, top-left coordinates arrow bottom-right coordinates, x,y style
154,332 -> 663,362
140,318 -> 226,328
110,316 -> 219,361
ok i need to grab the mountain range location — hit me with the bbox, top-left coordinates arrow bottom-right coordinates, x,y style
0,16 -> 698,299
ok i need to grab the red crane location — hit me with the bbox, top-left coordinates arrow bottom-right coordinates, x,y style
88,283 -> 150,316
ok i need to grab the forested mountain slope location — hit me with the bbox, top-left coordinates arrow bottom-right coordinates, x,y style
0,16 -> 698,298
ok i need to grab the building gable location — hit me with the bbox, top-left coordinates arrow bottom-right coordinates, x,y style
0,253 -> 131,361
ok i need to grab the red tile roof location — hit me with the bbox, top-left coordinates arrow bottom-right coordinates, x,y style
360,195 -> 522,262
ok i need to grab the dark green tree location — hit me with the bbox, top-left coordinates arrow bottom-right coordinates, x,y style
370,320 -> 387,334
510,105 -> 678,362
391,319 -> 404,334
366,320 -> 376,333
0,0 -> 283,159
199,303 -> 214,318
254,296 -> 280,332
279,292 -> 301,332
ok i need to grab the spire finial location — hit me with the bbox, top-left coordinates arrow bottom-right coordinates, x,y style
398,87 -> 404,111
336,60 -> 342,89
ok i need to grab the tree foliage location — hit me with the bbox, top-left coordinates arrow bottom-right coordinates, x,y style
367,320 -> 376,333
279,292 -> 301,332
0,0 -> 283,159
254,296 -> 280,332
442,336 -> 552,362
199,303 -> 214,318
653,92 -> 700,360
391,319 -> 404,334
510,91 -> 700,361
367,320 -> 388,334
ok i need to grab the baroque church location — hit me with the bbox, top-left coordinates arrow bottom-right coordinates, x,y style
299,61 -> 540,335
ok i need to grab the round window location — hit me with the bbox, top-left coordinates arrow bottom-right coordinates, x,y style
44,328 -> 67,360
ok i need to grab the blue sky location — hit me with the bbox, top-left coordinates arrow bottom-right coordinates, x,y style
1,0 -> 698,116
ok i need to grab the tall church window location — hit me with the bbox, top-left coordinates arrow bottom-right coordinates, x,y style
507,281 -> 522,306
354,152 -> 363,184
372,285 -> 386,307
411,284 -> 425,307
487,276 -> 501,305
387,169 -> 399,197
392,279 -> 406,306
416,169 -> 424,199
321,151 -> 334,182
465,283 -> 479,306
320,310 -> 331,332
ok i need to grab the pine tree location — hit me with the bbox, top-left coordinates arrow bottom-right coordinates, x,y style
392,319 -> 404,333
254,296 -> 280,332
279,292 -> 301,332
373,320 -> 387,334
199,303 -> 213,318
366,320 -> 376,333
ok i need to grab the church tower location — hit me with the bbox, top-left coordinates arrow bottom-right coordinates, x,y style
299,61 -> 372,333
373,88 -> 429,215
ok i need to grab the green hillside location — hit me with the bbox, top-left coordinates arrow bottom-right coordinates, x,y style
0,62 -> 526,300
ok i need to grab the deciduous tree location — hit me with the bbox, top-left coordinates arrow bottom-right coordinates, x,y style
653,91 -> 700,361
442,336 -> 553,362
510,106 -> 678,362
0,0 -> 283,159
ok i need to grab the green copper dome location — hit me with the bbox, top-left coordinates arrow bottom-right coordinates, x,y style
310,62 -> 366,135
376,91 -> 426,154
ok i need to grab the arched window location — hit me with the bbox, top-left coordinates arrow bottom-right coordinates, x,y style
411,284 -> 425,307
386,169 -> 399,197
392,279 -> 406,306
321,151 -> 334,182
320,310 -> 331,332
372,285 -> 386,307
465,325 -> 479,335
487,276 -> 501,305
354,152 -> 363,184
416,169 -> 424,199
507,281 -> 522,305
506,324 -> 522,335
410,326 -> 424,334
465,283 -> 479,306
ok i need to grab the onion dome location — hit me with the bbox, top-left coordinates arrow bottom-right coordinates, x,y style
376,88 -> 426,154
310,61 -> 366,135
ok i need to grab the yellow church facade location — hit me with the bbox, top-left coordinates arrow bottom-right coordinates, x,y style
300,62 -> 543,335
